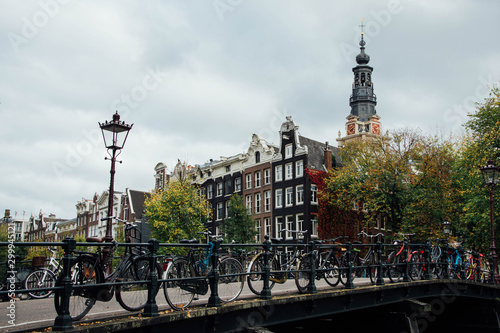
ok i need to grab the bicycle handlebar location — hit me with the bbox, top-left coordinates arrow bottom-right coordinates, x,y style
358,231 -> 385,238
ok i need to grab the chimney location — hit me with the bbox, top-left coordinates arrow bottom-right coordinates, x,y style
4,209 -> 11,219
324,141 -> 333,171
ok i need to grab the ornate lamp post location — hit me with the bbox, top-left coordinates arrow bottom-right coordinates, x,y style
442,220 -> 452,236
99,111 -> 133,263
480,159 -> 500,284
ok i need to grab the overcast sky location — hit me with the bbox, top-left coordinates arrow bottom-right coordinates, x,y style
1,0 -> 499,220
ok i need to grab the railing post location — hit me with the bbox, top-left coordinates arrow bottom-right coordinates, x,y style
423,242 -> 432,280
53,237 -> 76,331
306,241 -> 317,294
376,241 -> 385,286
442,244 -> 450,280
402,240 -> 411,282
207,239 -> 221,307
261,235 -> 272,300
490,253 -> 495,284
143,239 -> 159,317
345,242 -> 354,289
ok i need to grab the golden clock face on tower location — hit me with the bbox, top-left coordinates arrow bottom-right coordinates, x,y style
347,123 -> 355,135
372,123 -> 380,135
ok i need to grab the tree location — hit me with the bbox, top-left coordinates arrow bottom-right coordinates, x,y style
453,86 -> 500,252
223,194 -> 256,244
144,181 -> 211,247
323,128 -> 457,241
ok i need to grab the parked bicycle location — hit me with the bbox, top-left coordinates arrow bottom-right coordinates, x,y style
465,249 -> 488,282
246,229 -> 307,295
446,242 -> 466,280
54,218 -> 161,321
24,247 -> 61,299
386,234 -> 423,282
162,231 -> 244,310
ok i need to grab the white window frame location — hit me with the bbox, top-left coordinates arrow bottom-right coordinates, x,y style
296,185 -> 304,205
217,202 -> 223,221
275,189 -> 283,208
235,177 -> 242,192
207,184 -> 213,199
256,219 -> 261,243
285,144 -> 293,159
297,214 -> 304,235
246,174 -> 252,189
265,218 -> 271,237
275,165 -> 283,182
275,217 -> 283,238
285,163 -> 293,180
246,195 -> 252,213
311,185 -> 318,204
285,187 -> 293,207
255,171 -> 261,188
264,168 -> 271,185
311,217 -> 318,236
264,190 -> 271,212
286,215 -> 294,239
255,193 -> 261,214
217,182 -> 223,197
296,160 -> 304,178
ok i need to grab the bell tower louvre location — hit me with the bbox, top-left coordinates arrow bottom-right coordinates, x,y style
337,20 -> 382,147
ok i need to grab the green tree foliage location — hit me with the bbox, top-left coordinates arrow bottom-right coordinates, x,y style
144,181 -> 210,246
222,194 -> 257,244
324,128 -> 457,241
454,86 -> 500,252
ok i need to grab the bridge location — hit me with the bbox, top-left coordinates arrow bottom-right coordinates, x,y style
1,239 -> 500,332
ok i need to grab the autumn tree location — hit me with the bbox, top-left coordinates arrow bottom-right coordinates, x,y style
222,194 -> 256,244
453,86 -> 500,252
144,180 -> 211,246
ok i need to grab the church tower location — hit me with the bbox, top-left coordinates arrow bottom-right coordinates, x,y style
337,22 -> 381,147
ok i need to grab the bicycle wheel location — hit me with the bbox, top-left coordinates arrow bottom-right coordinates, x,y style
163,258 -> 195,310
387,252 -> 402,283
246,253 -> 277,295
217,257 -> 244,303
368,254 -> 378,284
410,253 -> 423,281
116,256 -> 162,311
465,259 -> 476,281
339,253 -> 357,285
54,256 -> 100,321
324,253 -> 341,287
296,254 -> 318,293
25,268 -> 56,299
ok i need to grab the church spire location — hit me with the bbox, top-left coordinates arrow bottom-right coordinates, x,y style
337,19 -> 382,147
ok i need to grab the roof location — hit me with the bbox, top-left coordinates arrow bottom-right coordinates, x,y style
299,136 -> 340,171
127,189 -> 150,220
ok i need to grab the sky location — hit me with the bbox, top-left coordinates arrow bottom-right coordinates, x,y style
1,0 -> 499,220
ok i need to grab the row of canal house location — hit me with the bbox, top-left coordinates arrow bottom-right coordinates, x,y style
154,116 -> 340,243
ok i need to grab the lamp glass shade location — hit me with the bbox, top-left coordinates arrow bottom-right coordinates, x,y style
99,112 -> 133,150
481,160 -> 500,186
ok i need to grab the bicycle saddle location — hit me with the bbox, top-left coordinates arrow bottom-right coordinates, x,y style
180,238 -> 199,244
270,238 -> 282,243
86,236 -> 105,243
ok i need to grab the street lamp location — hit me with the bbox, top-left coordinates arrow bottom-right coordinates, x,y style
99,111 -> 133,251
480,159 -> 500,284
442,220 -> 452,236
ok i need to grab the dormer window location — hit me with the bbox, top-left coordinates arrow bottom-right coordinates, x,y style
255,151 -> 261,163
285,144 -> 293,159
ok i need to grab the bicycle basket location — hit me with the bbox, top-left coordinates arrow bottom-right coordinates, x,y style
32,256 -> 46,268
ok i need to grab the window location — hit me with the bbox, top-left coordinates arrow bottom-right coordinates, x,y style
296,185 -> 304,205
285,163 -> 293,180
217,183 -> 223,197
286,215 -> 294,239
217,202 -> 223,220
200,187 -> 206,197
255,193 -> 261,214
225,200 -> 230,216
379,216 -> 386,230
255,151 -> 261,163
285,144 -> 293,158
207,184 -> 213,199
264,169 -> 271,184
276,217 -> 283,238
297,214 -> 304,235
246,195 -> 252,213
311,217 -> 318,236
255,171 -> 261,188
226,165 -> 231,172
286,187 -> 293,206
311,185 -> 318,204
225,180 -> 232,195
275,165 -> 283,182
296,160 -> 303,178
235,177 -> 242,192
275,189 -> 283,208
264,190 -> 271,212
246,174 -> 252,189
265,218 -> 271,237
256,219 -> 261,242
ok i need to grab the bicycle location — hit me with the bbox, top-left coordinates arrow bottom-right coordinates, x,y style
246,229 -> 307,295
163,231 -> 244,310
24,247 -> 61,299
295,235 -> 347,293
446,242 -> 466,280
54,219 -> 161,321
465,249 -> 488,282
356,231 -> 385,284
386,234 -> 422,283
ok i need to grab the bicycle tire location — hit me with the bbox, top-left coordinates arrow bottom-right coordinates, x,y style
54,256 -> 100,321
115,256 -> 162,311
410,253 -> 423,281
324,253 -> 341,287
368,254 -> 378,284
295,254 -> 314,293
387,252 -> 402,283
339,253 -> 358,285
246,253 -> 277,295
25,268 -> 56,299
217,257 -> 244,303
163,257 -> 195,310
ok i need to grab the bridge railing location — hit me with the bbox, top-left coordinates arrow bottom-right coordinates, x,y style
0,238 -> 495,331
